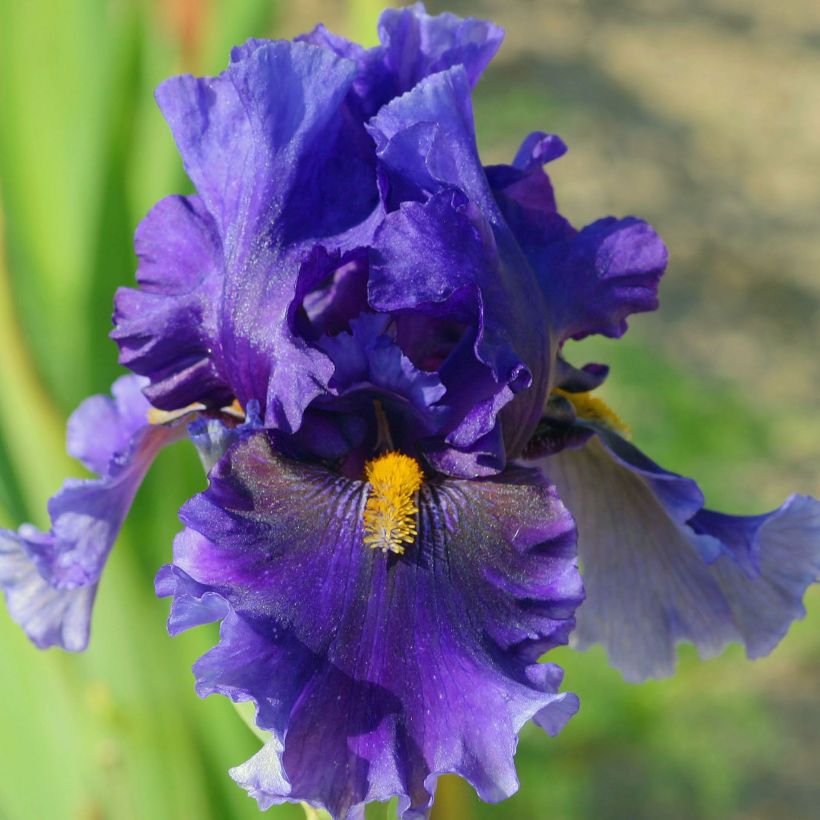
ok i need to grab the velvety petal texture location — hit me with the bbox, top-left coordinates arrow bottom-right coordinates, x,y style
158,432 -> 582,818
536,427 -> 820,682
0,376 -> 184,650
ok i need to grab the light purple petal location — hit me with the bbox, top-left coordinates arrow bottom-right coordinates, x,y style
690,497 -> 820,657
0,376 -> 185,651
67,374 -> 151,474
0,531 -> 96,651
536,433 -> 820,681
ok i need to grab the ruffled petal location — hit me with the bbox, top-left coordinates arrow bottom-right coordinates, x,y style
538,217 -> 668,343
289,246 -> 370,341
112,195 -> 230,410
316,314 -> 447,435
157,42 -> 370,432
689,498 -> 820,657
156,40 -> 364,250
377,3 -> 503,92
0,531 -> 96,651
298,4 -> 503,120
367,66 -> 498,216
536,431 -> 820,681
66,373 -> 154,474
158,432 -> 581,818
488,133 -> 668,343
370,184 -> 549,466
484,132 -> 573,253
0,376 -> 186,650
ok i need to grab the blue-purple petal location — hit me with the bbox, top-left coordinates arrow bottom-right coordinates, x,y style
488,133 -> 668,344
299,3 -> 503,121
377,3 -> 503,93
536,433 -> 820,681
0,376 -> 185,650
367,66 -> 497,216
370,187 -> 548,464
112,195 -> 229,410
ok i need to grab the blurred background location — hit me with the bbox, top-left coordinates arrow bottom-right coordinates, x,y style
0,0 -> 818,817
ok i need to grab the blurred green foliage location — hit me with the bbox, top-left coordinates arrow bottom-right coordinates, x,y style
0,1 -> 816,819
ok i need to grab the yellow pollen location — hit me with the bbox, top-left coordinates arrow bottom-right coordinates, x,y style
147,402 -> 206,425
552,388 -> 631,437
221,399 -> 245,419
362,452 -> 424,555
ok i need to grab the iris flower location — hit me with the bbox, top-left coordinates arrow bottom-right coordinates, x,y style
1,4 -> 818,818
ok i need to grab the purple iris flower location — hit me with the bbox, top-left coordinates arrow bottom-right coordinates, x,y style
1,3 -> 818,818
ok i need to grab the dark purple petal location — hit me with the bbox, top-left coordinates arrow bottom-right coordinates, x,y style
535,432 -> 820,681
289,246 -> 370,341
319,314 -> 446,414
156,43 -> 373,431
488,133 -> 668,344
0,376 -> 185,651
112,196 -> 230,410
156,41 -> 367,252
159,433 -> 581,818
539,217 -> 668,342
217,46 -> 368,432
285,314 -> 449,466
552,357 -> 609,393
371,187 -> 549,466
485,131 -> 573,253
368,70 -> 553,460
424,421 -> 506,478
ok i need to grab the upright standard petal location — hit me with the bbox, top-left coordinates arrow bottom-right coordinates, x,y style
377,3 -> 503,95
299,3 -> 503,120
535,429 -> 820,681
156,42 -> 369,433
0,376 -> 186,650
368,71 -> 552,461
158,433 -> 582,818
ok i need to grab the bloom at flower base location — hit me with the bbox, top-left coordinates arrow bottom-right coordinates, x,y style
1,3 -> 818,818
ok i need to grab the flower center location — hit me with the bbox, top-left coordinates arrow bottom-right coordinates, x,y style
552,388 -> 631,436
363,452 -> 424,555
